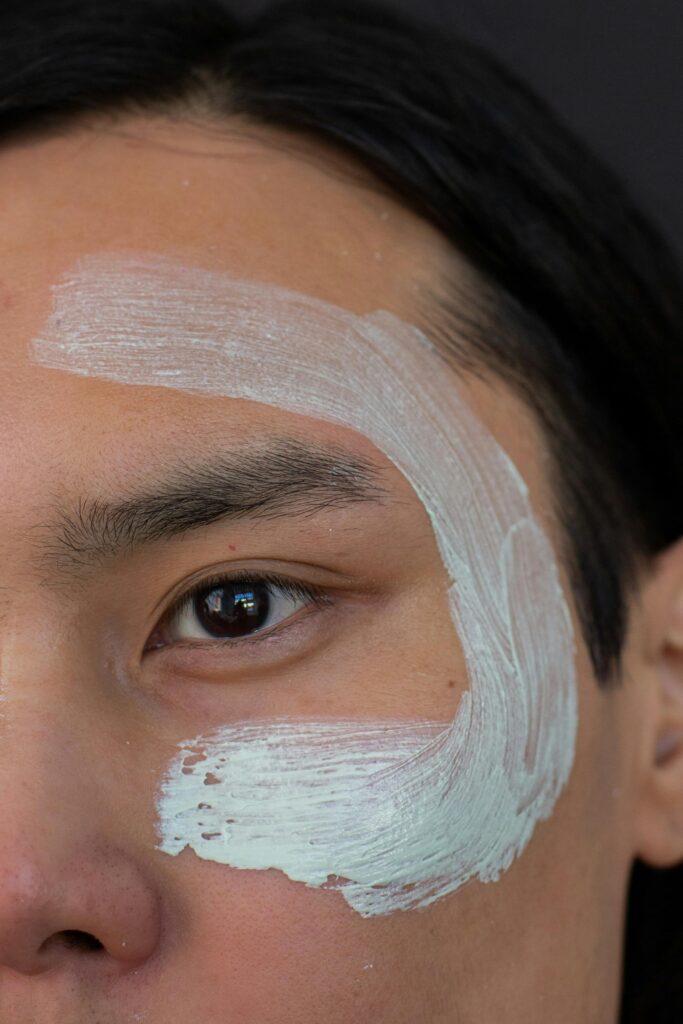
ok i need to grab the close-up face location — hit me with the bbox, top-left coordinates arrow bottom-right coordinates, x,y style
0,114 -> 679,1023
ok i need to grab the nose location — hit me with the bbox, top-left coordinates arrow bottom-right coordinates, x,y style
0,700 -> 162,978
0,844 -> 161,976
0,609 -> 163,980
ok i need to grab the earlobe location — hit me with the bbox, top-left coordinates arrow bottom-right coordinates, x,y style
634,538 -> 683,868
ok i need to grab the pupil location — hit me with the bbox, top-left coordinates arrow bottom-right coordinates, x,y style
196,582 -> 271,638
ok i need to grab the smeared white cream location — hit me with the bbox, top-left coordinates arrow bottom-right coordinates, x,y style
31,252 -> 578,917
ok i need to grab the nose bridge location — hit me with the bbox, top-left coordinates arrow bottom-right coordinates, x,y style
0,625 -> 94,829
0,573 -> 75,698
0,560 -> 136,835
0,572 -> 106,754
0,694 -> 94,864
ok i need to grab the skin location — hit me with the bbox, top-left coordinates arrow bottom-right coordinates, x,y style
0,111 -> 681,1024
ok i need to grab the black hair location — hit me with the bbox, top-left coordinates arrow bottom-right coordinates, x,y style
0,0 -> 681,1017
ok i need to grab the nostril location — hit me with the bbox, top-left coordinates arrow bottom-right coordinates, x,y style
44,929 -> 104,953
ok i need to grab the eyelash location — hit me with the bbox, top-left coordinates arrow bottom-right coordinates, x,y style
149,570 -> 331,652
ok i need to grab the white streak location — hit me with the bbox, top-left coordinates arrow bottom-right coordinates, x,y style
31,252 -> 578,916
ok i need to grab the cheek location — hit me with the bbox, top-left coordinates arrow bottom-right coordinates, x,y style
313,574 -> 466,721
161,857 -> 438,1023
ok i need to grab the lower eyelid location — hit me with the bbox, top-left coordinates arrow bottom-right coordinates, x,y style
172,625 -> 293,652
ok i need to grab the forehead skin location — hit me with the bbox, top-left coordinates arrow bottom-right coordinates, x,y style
0,114 -> 635,1023
1,114 -> 554,540
3,114 -> 446,319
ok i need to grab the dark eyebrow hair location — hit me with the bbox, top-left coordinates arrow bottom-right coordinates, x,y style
31,438 -> 388,582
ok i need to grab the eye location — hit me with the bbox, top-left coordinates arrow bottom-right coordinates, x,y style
147,572 -> 325,650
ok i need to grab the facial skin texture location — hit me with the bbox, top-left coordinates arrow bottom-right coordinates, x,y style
0,113 -> 682,1024
32,250 -> 578,917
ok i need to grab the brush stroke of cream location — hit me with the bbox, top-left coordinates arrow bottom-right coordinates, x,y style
31,252 -> 578,917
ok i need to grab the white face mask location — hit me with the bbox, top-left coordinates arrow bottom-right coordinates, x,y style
32,250 -> 578,918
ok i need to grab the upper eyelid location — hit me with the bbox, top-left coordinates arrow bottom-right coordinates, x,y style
165,571 -> 324,618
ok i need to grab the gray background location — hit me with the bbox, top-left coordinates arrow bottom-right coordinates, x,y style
239,0 -> 683,266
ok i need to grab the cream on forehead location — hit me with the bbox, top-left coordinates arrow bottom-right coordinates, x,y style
31,251 -> 578,917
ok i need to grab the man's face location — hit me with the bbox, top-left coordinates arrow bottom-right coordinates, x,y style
0,115 -> 652,1022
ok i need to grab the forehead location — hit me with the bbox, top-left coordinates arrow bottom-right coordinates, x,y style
0,114 -> 555,543
0,118 -> 426,504
0,114 -> 447,439
0,114 -> 453,324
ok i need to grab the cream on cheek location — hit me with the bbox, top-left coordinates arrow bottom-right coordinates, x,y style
31,252 -> 578,917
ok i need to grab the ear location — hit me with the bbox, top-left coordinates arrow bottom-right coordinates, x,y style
634,536 -> 683,867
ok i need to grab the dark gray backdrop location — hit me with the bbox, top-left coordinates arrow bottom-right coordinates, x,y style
239,0 -> 683,266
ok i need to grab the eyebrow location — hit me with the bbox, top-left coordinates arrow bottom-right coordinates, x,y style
32,438 -> 388,581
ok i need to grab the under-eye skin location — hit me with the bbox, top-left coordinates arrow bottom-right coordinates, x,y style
144,569 -> 333,655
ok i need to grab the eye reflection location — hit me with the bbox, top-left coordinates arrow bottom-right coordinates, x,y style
199,582 -> 272,638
